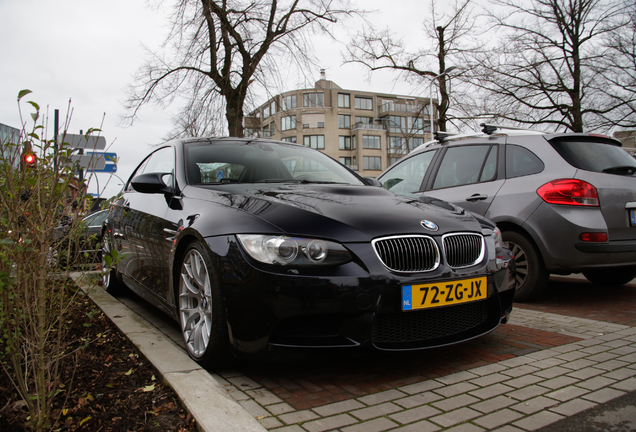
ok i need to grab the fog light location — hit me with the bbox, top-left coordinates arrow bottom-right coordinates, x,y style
580,232 -> 607,242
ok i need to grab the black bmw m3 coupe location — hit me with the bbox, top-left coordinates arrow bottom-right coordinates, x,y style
101,138 -> 515,368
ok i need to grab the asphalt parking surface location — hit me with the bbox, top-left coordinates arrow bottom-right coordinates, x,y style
88,273 -> 636,431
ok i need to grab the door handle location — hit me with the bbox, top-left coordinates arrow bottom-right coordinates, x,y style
466,194 -> 488,202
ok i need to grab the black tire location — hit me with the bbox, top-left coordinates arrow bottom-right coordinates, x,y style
503,230 -> 549,302
101,231 -> 126,295
583,267 -> 636,286
177,241 -> 230,369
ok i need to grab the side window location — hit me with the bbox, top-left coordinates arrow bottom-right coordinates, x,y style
506,145 -> 544,178
432,145 -> 493,190
380,150 -> 437,194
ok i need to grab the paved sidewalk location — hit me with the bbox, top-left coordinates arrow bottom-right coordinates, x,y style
84,274 -> 636,432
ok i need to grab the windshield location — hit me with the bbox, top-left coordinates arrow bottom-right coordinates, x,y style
184,140 -> 364,186
550,140 -> 636,174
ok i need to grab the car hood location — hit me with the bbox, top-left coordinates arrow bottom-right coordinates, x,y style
189,183 -> 482,242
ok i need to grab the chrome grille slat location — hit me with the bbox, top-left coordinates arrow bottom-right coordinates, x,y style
372,235 -> 440,272
442,233 -> 484,268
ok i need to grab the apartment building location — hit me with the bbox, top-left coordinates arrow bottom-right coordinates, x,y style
245,71 -> 434,177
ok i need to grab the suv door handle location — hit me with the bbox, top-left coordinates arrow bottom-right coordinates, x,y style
466,193 -> 488,202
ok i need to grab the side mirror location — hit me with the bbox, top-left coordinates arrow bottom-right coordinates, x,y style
363,177 -> 382,187
131,173 -> 173,194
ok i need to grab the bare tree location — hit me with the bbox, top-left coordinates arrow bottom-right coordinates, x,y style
344,0 -> 481,132
471,0 -> 631,132
125,0 -> 358,138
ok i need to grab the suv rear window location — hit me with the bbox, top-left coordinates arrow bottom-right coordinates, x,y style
550,140 -> 636,174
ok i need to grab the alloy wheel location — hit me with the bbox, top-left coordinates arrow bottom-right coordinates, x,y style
179,249 -> 213,359
504,240 -> 528,290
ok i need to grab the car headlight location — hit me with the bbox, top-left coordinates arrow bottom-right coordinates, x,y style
237,234 -> 352,266
493,227 -> 504,254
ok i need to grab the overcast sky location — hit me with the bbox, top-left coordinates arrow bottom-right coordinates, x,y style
0,0 -> 435,198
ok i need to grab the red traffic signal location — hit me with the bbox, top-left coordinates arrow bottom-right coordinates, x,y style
21,152 -> 37,169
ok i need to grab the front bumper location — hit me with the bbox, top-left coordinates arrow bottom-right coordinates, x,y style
205,236 -> 515,356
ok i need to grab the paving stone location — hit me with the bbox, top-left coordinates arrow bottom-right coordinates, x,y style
470,363 -> 509,376
577,376 -> 616,391
357,389 -> 407,406
469,383 -> 515,399
473,408 -> 524,429
512,410 -> 565,430
595,359 -> 630,371
528,358 -> 567,369
432,394 -> 481,411
399,380 -> 444,395
498,356 -> 536,368
504,374 -> 545,389
581,345 -> 613,354
394,392 -> 443,409
278,409 -> 320,425
545,385 -> 590,402
350,402 -> 402,421
429,407 -> 481,428
501,365 -> 540,378
395,419 -> 442,432
533,366 -> 572,379
271,425 -> 305,432
549,398 -> 597,416
566,367 -> 605,380
312,399 -> 365,417
612,377 -> 636,391
618,353 -> 636,363
470,395 -> 516,414
490,426 -> 525,432
506,385 -> 550,401
586,352 -> 619,362
227,375 -> 262,390
526,349 -> 561,361
510,396 -> 559,415
238,399 -> 271,418
389,405 -> 442,424
582,387 -> 626,403
267,403 -> 296,416
470,373 -> 509,387
538,376 -> 579,390
259,416 -> 284,430
340,417 -> 398,432
436,371 -> 480,385
603,367 -> 636,380
561,359 -> 597,370
433,382 -> 480,398
246,388 -> 284,406
443,424 -> 486,432
301,414 -> 358,432
227,386 -> 251,401
556,351 -> 589,361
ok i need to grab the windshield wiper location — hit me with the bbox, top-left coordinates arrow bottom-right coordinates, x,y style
602,165 -> 636,175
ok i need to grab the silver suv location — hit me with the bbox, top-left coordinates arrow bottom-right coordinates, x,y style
378,124 -> 636,301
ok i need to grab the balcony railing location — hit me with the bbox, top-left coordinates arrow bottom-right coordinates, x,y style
352,123 -> 385,131
379,103 -> 430,116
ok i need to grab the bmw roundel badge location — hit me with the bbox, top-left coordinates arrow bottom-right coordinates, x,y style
421,220 -> 439,231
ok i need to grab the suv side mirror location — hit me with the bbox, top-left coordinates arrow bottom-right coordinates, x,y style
363,177 -> 382,187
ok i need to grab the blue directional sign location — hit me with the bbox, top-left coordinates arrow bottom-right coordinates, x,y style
87,151 -> 117,173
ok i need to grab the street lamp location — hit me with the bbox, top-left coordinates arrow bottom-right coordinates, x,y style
429,66 -> 457,137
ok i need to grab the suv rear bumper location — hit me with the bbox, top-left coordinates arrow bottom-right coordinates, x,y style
575,241 -> 636,253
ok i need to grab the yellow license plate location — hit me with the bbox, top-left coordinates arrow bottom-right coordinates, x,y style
402,277 -> 487,311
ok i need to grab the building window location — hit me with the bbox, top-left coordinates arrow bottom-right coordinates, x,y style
338,93 -> 350,108
364,156 -> 382,170
411,137 -> 424,150
356,116 -> 373,124
389,116 -> 406,133
281,136 -> 297,143
303,93 -> 324,107
409,117 -> 426,134
340,156 -> 352,166
282,95 -> 297,110
339,136 -> 352,150
281,116 -> 296,131
362,135 -> 381,149
338,114 -> 351,129
263,122 -> 275,138
270,101 -> 276,115
390,136 -> 406,150
317,122 -> 325,128
263,105 -> 270,119
355,97 -> 373,110
304,135 -> 325,149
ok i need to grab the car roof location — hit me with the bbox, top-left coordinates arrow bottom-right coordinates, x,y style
409,124 -> 621,156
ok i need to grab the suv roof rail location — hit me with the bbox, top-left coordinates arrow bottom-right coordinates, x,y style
480,123 -> 548,135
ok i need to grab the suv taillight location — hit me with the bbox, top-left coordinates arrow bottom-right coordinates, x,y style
536,179 -> 599,206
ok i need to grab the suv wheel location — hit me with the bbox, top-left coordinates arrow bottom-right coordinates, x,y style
503,230 -> 549,302
583,267 -> 636,286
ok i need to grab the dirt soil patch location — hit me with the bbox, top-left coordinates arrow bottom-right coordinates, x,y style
0,290 -> 196,431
